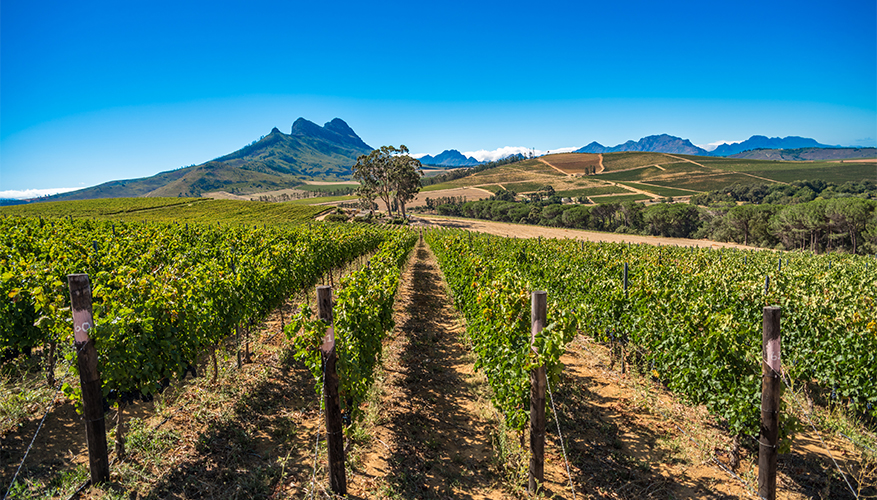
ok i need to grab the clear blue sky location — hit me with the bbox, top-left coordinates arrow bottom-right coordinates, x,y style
2,0 -> 875,195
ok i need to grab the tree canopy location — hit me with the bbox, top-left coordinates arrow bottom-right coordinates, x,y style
353,145 -> 423,217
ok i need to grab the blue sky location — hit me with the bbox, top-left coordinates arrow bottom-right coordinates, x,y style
1,0 -> 875,196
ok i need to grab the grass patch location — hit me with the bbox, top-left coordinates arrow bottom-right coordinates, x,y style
617,182 -> 701,196
287,194 -> 357,205
556,185 -> 628,197
0,199 -> 330,225
745,162 -> 877,183
598,165 -> 665,181
591,193 -> 651,203
647,173 -> 778,191
601,152 -> 680,171
0,197 -> 212,218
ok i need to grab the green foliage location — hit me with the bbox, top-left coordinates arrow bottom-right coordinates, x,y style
0,198 -> 328,225
427,230 -> 877,440
288,230 -> 416,422
0,217 -> 389,402
425,230 -> 576,430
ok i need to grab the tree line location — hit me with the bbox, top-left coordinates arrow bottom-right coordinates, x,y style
417,185 -> 877,254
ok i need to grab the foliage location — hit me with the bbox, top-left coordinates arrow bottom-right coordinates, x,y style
353,145 -> 423,217
425,229 -> 877,440
288,230 -> 416,422
0,217 -> 389,403
0,198 -> 328,225
425,230 -> 577,430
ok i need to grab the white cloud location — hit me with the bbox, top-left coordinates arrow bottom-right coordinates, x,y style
697,140 -> 743,152
463,146 -> 578,162
0,187 -> 80,199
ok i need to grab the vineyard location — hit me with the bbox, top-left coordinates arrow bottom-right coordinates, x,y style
2,213 -> 876,498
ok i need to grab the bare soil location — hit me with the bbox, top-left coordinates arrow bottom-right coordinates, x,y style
412,214 -> 757,250
347,239 -> 511,498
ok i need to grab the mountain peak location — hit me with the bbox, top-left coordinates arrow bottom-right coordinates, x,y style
420,149 -> 481,167
709,135 -> 833,156
574,135 -> 707,155
290,117 -> 371,150
324,118 -> 355,136
291,117 -> 322,136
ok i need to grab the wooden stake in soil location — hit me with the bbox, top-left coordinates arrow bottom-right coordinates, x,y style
317,286 -> 346,495
529,291 -> 547,495
759,306 -> 781,500
67,274 -> 110,484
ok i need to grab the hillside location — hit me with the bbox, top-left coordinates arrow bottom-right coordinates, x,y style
421,151 -> 877,203
35,118 -> 371,202
730,147 -> 877,161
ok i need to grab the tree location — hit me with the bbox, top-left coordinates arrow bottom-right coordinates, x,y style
353,147 -> 393,215
390,150 -> 423,218
824,197 -> 874,254
353,145 -> 422,218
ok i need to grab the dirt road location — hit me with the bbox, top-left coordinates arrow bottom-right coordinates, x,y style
348,240 -> 509,498
413,214 -> 757,250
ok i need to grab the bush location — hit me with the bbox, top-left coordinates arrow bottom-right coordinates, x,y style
324,212 -> 349,223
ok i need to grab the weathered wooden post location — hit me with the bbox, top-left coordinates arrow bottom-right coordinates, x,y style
623,262 -> 629,298
67,274 -> 110,484
529,291 -> 547,495
759,306 -> 781,500
318,286 -> 346,495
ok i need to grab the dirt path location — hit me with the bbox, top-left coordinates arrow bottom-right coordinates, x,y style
539,158 -> 573,176
348,240 -> 509,498
661,154 -> 789,185
413,215 -> 758,250
596,154 -> 605,174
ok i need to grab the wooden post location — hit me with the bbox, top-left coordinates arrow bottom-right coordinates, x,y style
67,274 -> 110,484
529,291 -> 547,495
623,262 -> 629,298
759,306 -> 781,500
318,286 -> 346,495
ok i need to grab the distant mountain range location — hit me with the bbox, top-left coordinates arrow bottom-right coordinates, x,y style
419,149 -> 481,167
711,136 -> 838,156
40,118 -> 371,201
575,134 -> 705,155
573,134 -> 841,157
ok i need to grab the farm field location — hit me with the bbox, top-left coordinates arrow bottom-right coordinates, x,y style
615,182 -> 699,197
421,152 -> 875,206
0,198 -> 329,225
540,153 -> 602,174
2,210 -> 874,498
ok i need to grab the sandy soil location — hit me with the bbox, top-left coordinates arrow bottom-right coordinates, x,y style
412,214 -> 758,250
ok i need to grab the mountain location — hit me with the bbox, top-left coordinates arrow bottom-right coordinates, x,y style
729,147 -> 876,161
574,134 -> 708,155
38,118 -> 371,201
709,136 -> 838,156
214,118 -> 371,177
419,149 -> 481,167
